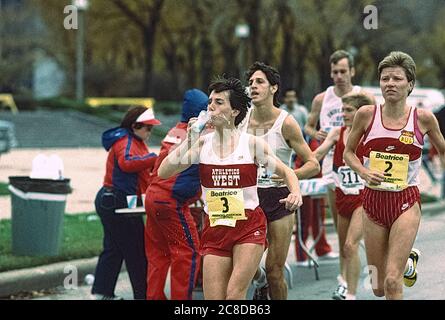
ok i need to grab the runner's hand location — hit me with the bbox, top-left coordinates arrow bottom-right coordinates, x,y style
279,192 -> 303,212
187,117 -> 198,131
270,174 -> 284,183
315,130 -> 328,141
186,117 -> 199,142
361,169 -> 385,186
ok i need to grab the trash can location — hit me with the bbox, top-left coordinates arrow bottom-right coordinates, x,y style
8,176 -> 72,256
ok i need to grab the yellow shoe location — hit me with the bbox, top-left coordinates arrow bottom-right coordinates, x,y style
404,248 -> 420,287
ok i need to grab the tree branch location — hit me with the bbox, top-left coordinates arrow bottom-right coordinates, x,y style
110,0 -> 147,30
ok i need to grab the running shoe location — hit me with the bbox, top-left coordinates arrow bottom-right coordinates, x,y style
332,282 -> 347,300
253,283 -> 270,300
91,294 -> 124,300
404,248 -> 421,287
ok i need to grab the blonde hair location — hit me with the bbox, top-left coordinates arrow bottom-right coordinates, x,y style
341,93 -> 373,109
378,51 -> 416,95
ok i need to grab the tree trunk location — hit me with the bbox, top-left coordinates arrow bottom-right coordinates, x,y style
319,35 -> 335,91
143,32 -> 155,96
200,36 -> 213,90
278,3 -> 296,94
246,0 -> 261,62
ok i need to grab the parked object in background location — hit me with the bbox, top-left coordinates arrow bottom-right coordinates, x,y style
0,94 -> 19,114
0,120 -> 18,156
86,97 -> 155,109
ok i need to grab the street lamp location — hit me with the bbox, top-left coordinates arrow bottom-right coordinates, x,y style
73,0 -> 89,101
235,24 -> 250,82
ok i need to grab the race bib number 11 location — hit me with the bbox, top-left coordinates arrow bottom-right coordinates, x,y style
337,166 -> 364,195
369,151 -> 409,191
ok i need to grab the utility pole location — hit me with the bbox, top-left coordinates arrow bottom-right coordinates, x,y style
73,0 -> 89,101
235,24 -> 250,83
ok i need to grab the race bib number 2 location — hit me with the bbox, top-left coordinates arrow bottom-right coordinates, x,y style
206,189 -> 246,227
369,151 -> 409,191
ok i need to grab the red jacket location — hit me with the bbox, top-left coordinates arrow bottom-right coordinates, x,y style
102,127 -> 157,196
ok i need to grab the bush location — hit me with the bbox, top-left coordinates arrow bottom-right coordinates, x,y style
155,101 -> 181,116
37,97 -> 125,123
10,95 -> 38,111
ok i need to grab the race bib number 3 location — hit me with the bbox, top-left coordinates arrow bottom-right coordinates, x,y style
206,189 -> 246,227
369,151 -> 409,191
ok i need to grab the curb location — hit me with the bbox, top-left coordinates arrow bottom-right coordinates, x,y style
0,201 -> 444,299
0,257 -> 98,298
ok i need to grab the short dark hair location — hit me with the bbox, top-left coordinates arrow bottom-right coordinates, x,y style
283,88 -> 296,95
378,51 -> 416,95
245,61 -> 281,107
330,50 -> 354,68
208,77 -> 251,126
120,106 -> 147,131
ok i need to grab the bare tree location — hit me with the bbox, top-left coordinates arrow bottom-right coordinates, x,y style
109,0 -> 165,96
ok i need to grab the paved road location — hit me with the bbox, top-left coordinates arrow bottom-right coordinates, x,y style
31,212 -> 445,300
1,110 -> 175,148
1,110 -> 116,148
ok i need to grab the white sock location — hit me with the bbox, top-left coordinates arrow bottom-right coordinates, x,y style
337,274 -> 347,287
345,293 -> 356,300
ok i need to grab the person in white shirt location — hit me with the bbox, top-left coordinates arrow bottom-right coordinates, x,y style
304,50 -> 375,299
281,88 -> 309,132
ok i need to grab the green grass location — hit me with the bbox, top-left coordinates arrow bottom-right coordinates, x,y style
0,182 -> 9,196
0,213 -> 103,272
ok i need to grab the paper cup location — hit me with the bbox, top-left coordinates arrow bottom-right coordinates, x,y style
126,195 -> 137,209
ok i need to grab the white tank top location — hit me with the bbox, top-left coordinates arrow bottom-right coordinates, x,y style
240,109 -> 292,188
362,105 -> 424,191
199,132 -> 259,212
320,85 -> 361,132
320,85 -> 362,181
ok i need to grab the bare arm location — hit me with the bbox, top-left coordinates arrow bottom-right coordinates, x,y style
251,136 -> 302,211
313,127 -> 341,162
305,93 -> 328,140
283,116 -> 320,179
158,119 -> 203,179
343,105 -> 384,185
418,109 -> 445,168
